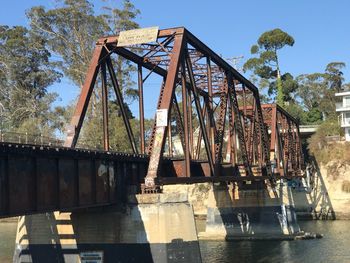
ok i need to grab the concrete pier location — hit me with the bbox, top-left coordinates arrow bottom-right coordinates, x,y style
196,181 -> 301,240
13,193 -> 201,263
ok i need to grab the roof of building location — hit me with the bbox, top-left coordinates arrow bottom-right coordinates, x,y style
335,91 -> 350,96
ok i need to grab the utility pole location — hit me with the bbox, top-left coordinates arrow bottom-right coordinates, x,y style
226,55 -> 244,73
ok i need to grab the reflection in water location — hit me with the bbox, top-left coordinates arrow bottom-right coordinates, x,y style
200,221 -> 350,263
0,222 -> 17,262
1,221 -> 350,262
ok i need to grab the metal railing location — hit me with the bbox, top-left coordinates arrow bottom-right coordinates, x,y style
0,131 -> 64,147
0,131 -> 138,152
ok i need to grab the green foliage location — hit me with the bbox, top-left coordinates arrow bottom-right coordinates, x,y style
342,180 -> 350,193
276,77 -> 284,105
281,73 -> 298,101
77,101 -> 153,152
305,108 -> 323,124
268,72 -> 299,104
250,44 -> 259,54
295,62 -> 347,122
27,1 -> 108,87
26,0 -> 145,151
308,119 -> 345,163
0,25 -> 63,135
283,102 -> 323,125
27,0 -> 140,101
309,141 -> 350,165
257,28 -> 294,51
318,118 -> 343,136
244,28 -> 295,105
326,62 -> 345,92
296,73 -> 325,111
283,102 -> 307,124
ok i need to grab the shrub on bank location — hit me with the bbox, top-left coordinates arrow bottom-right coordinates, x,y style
342,180 -> 350,193
308,119 -> 347,164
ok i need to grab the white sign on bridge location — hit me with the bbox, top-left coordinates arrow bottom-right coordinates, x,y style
117,26 -> 159,47
80,251 -> 103,263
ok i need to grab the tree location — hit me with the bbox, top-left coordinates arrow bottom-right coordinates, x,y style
27,0 -> 140,98
243,28 -> 295,105
27,0 -> 143,151
101,0 -> 140,101
0,25 -> 62,135
325,62 -> 345,92
27,0 -> 108,87
295,62 -> 347,123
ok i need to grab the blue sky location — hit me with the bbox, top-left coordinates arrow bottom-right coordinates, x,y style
1,0 -> 349,117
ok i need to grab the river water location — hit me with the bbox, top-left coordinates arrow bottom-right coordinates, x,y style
200,221 -> 350,263
0,221 -> 17,263
0,220 -> 349,262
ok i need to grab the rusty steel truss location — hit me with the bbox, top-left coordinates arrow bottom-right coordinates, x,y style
240,103 -> 304,178
261,104 -> 304,177
64,27 -> 279,188
0,27 -> 306,217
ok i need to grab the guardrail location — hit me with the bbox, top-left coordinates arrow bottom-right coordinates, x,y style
299,125 -> 319,128
0,131 -> 64,147
0,131 -> 136,151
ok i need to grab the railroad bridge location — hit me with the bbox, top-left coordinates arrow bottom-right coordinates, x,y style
0,27 -> 305,263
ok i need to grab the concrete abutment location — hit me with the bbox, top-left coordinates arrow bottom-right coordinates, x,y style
163,181 -> 301,240
13,181 -> 303,262
13,193 -> 202,263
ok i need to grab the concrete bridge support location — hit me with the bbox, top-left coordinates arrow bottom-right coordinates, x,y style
13,193 -> 201,263
198,181 -> 301,240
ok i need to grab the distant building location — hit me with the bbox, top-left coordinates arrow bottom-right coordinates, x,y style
335,91 -> 350,141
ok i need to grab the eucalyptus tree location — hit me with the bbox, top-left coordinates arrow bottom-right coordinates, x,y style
296,62 -> 347,122
0,25 -> 62,135
243,28 -> 295,105
27,0 -> 141,149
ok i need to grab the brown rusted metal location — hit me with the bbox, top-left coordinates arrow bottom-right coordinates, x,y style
258,104 -> 304,177
64,45 -> 104,148
106,57 -> 138,154
145,32 -> 186,187
63,27 -> 295,187
0,142 -> 148,218
181,61 -> 191,178
101,62 -> 109,151
138,64 -> 145,154
0,27 -> 308,219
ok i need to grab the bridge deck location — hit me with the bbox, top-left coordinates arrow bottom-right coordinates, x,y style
0,142 -> 286,218
0,143 -> 147,218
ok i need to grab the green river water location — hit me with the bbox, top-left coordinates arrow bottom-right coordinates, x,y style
0,220 -> 349,262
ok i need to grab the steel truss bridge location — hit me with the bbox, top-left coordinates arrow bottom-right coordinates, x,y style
0,27 -> 304,218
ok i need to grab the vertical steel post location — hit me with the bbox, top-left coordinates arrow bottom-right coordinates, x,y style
182,62 -> 191,177
206,57 -> 215,160
106,57 -> 138,154
188,91 -> 194,156
185,51 -> 214,176
145,32 -> 185,186
64,45 -> 104,148
168,116 -> 172,157
138,64 -> 145,154
101,62 -> 109,151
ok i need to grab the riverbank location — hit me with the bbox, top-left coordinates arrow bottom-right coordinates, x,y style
293,159 -> 350,220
